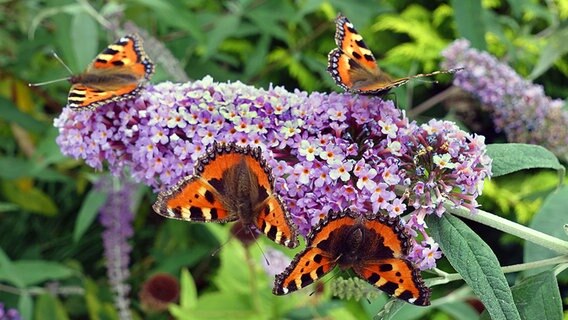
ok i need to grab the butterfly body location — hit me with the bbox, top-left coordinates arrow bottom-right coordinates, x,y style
153,142 -> 299,248
273,209 -> 430,306
327,14 -> 460,96
67,34 -> 154,111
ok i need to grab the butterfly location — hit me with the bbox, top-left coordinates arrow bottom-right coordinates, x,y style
273,209 -> 431,306
327,14 -> 461,96
152,142 -> 299,249
66,33 -> 154,111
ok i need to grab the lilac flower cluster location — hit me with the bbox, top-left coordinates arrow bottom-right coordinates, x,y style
442,39 -> 568,160
0,303 -> 20,320
54,76 -> 491,269
96,177 -> 135,320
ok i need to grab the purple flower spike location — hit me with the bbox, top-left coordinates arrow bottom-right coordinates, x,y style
442,39 -> 568,160
97,177 -> 136,320
54,76 -> 492,269
0,303 -> 21,320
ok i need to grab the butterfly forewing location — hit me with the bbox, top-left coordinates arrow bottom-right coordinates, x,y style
335,15 -> 378,71
153,176 -> 233,222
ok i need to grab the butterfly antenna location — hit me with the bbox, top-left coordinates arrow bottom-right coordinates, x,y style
210,235 -> 234,257
28,52 -> 73,87
51,51 -> 74,75
28,77 -> 71,87
247,226 -> 270,266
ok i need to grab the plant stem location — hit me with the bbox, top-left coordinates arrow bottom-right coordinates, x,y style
0,283 -> 85,296
408,86 -> 461,117
444,200 -> 568,254
244,247 -> 262,313
428,255 -> 568,286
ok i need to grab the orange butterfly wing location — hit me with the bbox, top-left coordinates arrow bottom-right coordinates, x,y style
152,175 -> 234,222
68,34 -> 154,111
327,14 -> 395,95
273,210 -> 430,305
354,258 -> 430,306
153,143 -> 299,248
273,214 -> 358,294
327,14 -> 461,95
255,195 -> 298,248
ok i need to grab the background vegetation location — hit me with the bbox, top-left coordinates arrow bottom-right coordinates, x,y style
0,0 -> 567,319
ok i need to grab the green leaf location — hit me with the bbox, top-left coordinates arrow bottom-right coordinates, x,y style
524,185 -> 568,267
73,189 -> 108,242
1,181 -> 58,216
70,11 -> 98,69
511,271 -> 562,320
486,143 -> 565,178
438,301 -> 480,320
0,248 -> 25,288
426,214 -> 521,320
84,277 -> 119,320
204,14 -> 241,58
0,202 -> 19,212
0,96 -> 47,134
450,0 -> 486,50
0,260 -> 75,287
0,158 -> 34,179
178,268 -> 197,310
35,293 -> 70,320
0,157 -> 68,181
19,292 -> 33,320
379,299 -> 430,320
530,27 -> 568,79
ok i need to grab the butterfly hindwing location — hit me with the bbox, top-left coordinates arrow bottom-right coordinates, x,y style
354,258 -> 430,306
273,246 -> 335,295
254,195 -> 299,248
152,176 -> 233,222
67,34 -> 154,111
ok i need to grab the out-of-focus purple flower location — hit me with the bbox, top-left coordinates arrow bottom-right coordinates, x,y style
261,248 -> 293,277
97,177 -> 136,320
442,39 -> 568,160
54,77 -> 492,269
0,303 -> 21,320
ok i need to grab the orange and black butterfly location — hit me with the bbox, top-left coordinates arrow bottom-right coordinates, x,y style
153,142 -> 299,248
273,209 -> 430,306
30,34 -> 154,111
327,14 -> 461,96
66,34 -> 154,110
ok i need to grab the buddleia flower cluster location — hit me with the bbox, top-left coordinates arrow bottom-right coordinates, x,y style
442,39 -> 568,160
54,76 -> 492,269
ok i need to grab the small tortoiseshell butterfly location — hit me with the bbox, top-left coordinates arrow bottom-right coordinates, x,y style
273,209 -> 430,306
153,142 -> 299,249
327,14 -> 461,96
67,34 -> 154,111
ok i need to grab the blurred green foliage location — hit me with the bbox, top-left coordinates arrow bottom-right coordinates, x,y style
0,0 -> 567,319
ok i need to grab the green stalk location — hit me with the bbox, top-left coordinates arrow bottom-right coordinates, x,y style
444,199 -> 568,254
